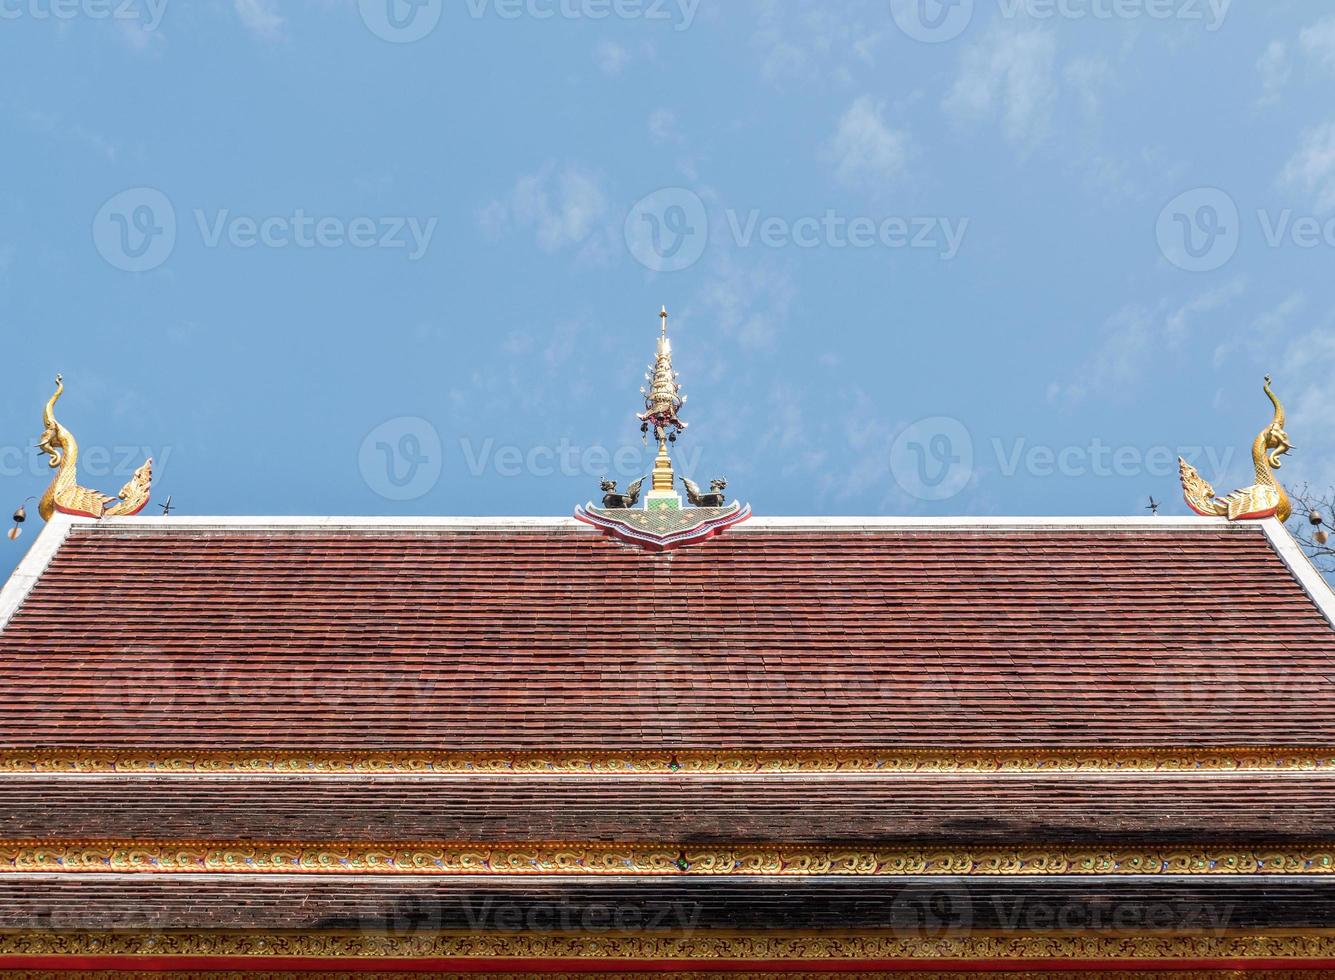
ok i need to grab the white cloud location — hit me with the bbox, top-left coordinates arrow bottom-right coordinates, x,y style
648,108 -> 680,145
824,97 -> 910,191
116,17 -> 166,55
480,163 -> 611,259
1280,121 -> 1335,212
18,108 -> 118,162
1214,291 -> 1306,366
692,254 -> 795,352
1256,40 -> 1290,105
234,0 -> 284,42
594,40 -> 630,76
1063,56 -> 1110,125
944,26 -> 1058,153
1052,281 -> 1246,405
1280,317 -> 1335,493
750,0 -> 884,88
1299,16 -> 1335,73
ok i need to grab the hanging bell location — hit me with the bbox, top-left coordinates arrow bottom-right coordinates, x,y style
1310,511 -> 1325,527
12,504 -> 26,525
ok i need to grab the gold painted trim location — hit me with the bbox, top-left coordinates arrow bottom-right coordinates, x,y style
2,930 -> 1335,961
0,976 -> 1310,980
1,748 -> 1333,774
2,841 -> 1334,875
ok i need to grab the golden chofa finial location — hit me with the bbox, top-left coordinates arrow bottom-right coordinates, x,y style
35,374 -> 153,522
636,307 -> 687,509
1179,375 -> 1293,522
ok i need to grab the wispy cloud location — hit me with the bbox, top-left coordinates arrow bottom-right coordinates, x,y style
1214,291 -> 1306,366
1256,40 -> 1290,106
15,107 -> 118,162
234,0 -> 284,42
479,163 -> 612,262
593,40 -> 630,76
1051,281 -> 1247,406
1299,15 -> 1335,73
750,0 -> 883,88
824,96 -> 910,192
944,25 -> 1058,154
691,253 -> 796,353
648,108 -> 681,145
1280,121 -> 1335,212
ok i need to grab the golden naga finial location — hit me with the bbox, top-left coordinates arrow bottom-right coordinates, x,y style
35,374 -> 152,522
637,306 -> 688,508
1179,375 -> 1293,522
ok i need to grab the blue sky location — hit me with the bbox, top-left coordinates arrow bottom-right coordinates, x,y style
2,0 -> 1334,577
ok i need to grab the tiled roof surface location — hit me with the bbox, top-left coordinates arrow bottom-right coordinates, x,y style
0,875 -> 1332,932
0,772 -> 1331,844
0,520 -> 1331,750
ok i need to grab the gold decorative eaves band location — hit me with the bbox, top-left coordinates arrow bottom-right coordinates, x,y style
2,841 -> 1334,875
2,930 -> 1335,962
1,747 -> 1333,774
0,977 -> 1313,980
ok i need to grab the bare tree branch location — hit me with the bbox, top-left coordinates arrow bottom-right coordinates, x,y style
1290,484 -> 1335,581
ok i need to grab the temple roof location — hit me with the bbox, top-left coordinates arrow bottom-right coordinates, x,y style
0,513 -> 1331,751
2,511 -> 1334,962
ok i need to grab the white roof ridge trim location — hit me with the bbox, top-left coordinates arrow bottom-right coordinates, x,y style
0,512 -> 75,631
65,514 -> 1243,530
1261,518 -> 1335,628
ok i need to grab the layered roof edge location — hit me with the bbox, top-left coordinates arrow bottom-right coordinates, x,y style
2,511 -> 1332,632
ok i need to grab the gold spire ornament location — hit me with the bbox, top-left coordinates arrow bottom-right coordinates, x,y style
637,307 -> 688,509
574,306 -> 749,551
36,375 -> 152,521
1179,376 -> 1292,522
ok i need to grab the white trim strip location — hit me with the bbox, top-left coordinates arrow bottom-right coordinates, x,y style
78,514 -> 1239,532
0,513 -> 79,631
1261,517 -> 1335,628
